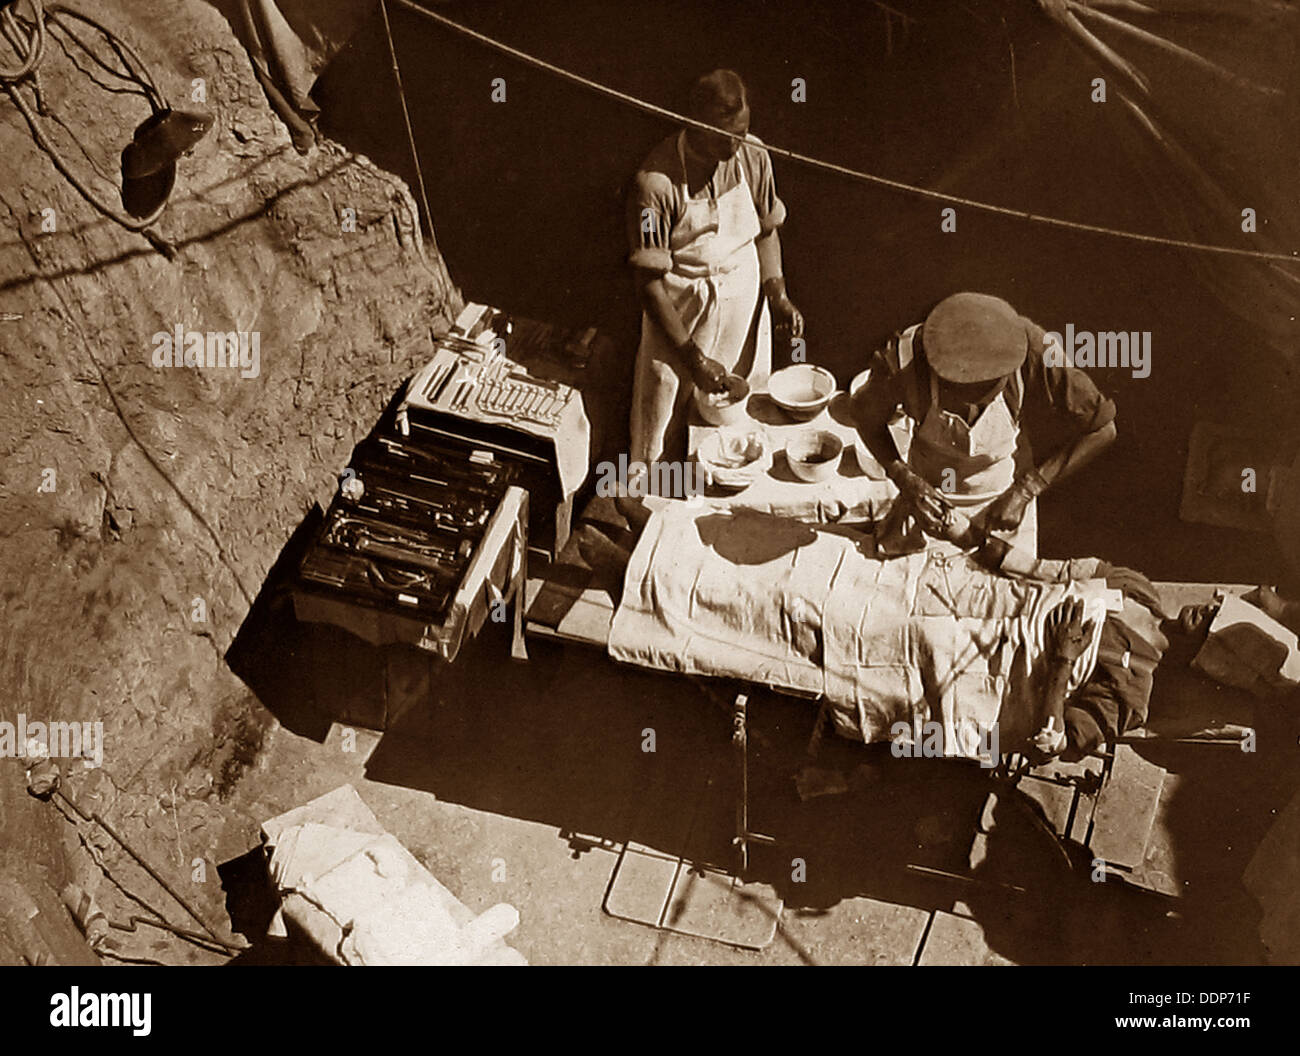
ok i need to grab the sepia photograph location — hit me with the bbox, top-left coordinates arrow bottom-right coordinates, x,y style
0,0 -> 1296,1014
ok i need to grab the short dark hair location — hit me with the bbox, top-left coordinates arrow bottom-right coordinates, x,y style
688,69 -> 747,120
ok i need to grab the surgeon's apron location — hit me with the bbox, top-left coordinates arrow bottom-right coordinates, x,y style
908,358 -> 1039,555
630,133 -> 772,468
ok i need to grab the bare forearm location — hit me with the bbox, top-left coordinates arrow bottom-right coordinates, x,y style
1042,658 -> 1072,733
1033,421 -> 1117,491
956,521 -> 1096,583
636,273 -> 692,354
756,228 -> 783,285
853,390 -> 904,477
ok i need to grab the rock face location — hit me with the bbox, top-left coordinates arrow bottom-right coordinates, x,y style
0,0 -> 458,958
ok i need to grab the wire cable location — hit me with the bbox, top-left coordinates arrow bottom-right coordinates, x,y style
379,0 -> 440,257
52,786 -> 233,947
0,1 -> 171,232
0,0 -> 44,81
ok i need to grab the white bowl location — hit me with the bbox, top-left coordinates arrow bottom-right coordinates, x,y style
768,365 -> 836,421
694,374 -> 750,427
697,429 -> 771,492
786,431 -> 844,483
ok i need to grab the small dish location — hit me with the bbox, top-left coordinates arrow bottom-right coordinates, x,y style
768,364 -> 836,421
785,431 -> 844,483
697,428 -> 771,492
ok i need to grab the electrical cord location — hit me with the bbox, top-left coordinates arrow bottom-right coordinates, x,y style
0,0 -> 173,231
50,785 -> 238,950
0,0 -> 43,82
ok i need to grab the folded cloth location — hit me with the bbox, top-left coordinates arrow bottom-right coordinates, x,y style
261,786 -> 527,965
609,504 -> 1110,761
1192,593 -> 1300,697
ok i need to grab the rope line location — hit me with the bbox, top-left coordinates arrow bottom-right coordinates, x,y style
388,0 -> 1298,266
379,0 -> 439,257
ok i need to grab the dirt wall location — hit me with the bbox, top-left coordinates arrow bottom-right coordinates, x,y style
0,0 -> 458,961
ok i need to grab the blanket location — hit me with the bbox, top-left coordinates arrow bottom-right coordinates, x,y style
608,504 -> 1115,761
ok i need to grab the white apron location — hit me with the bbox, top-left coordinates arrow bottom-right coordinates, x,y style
630,132 -> 772,467
908,355 -> 1039,555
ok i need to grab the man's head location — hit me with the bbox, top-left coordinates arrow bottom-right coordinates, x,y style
922,292 -> 1029,385
1175,602 -> 1218,638
685,69 -> 749,162
1151,600 -> 1221,672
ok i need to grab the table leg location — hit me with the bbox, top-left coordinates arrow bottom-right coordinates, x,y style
510,535 -> 529,662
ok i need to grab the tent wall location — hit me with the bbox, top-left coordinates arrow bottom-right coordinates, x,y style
309,0 -> 1298,585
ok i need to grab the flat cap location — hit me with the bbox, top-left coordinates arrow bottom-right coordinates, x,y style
922,292 -> 1029,383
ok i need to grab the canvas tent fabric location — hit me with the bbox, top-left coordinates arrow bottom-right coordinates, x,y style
1034,0 -> 1300,365
232,0 -> 373,149
230,1 -> 1300,585
240,1 -> 1300,367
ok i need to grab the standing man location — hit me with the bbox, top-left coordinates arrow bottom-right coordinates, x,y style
852,292 -> 1117,555
627,69 -> 802,472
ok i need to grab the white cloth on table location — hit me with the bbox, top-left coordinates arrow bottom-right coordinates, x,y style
685,392 -> 893,524
608,504 -> 1114,761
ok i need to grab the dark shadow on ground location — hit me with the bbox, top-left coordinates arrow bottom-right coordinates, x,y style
966,676 -> 1300,965
225,391 -> 419,740
357,624 -> 998,921
218,847 -> 336,965
227,560 -> 1300,963
224,505 -> 334,742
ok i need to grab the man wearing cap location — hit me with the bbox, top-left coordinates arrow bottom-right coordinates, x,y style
627,69 -> 802,471
852,292 -> 1117,555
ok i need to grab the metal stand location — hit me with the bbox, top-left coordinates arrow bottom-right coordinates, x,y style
730,693 -> 775,876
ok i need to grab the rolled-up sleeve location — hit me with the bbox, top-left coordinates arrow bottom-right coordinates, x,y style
744,138 -> 787,234
627,170 -> 676,274
1024,321 -> 1117,433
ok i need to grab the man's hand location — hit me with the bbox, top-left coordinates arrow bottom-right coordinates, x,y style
983,482 -> 1033,532
680,339 -> 728,393
936,506 -> 976,547
984,469 -> 1048,532
1045,598 -> 1094,664
887,460 -> 952,535
762,275 -> 804,339
1026,716 -> 1068,765
769,294 -> 804,338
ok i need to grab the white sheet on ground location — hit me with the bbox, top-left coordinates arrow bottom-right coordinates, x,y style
608,504 -> 1115,760
261,785 -> 527,965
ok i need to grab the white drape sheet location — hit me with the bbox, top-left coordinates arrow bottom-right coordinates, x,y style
608,504 -> 1115,761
